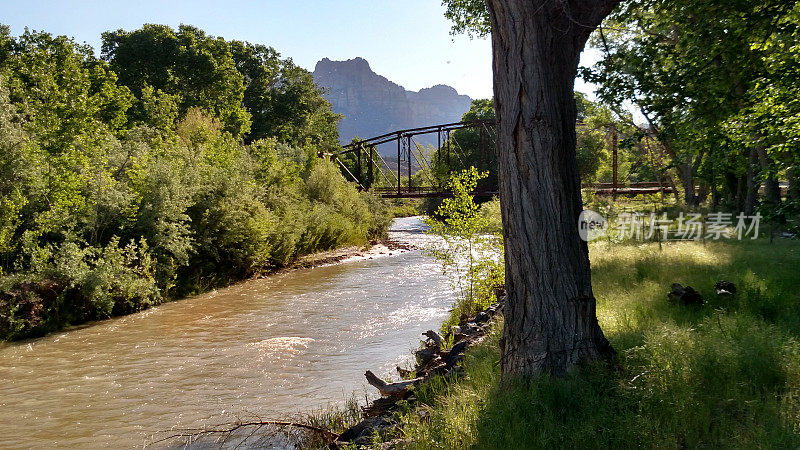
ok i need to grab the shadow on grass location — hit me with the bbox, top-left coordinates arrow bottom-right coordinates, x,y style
392,239 -> 800,449
469,239 -> 800,449
472,349 -> 798,449
592,239 -> 800,341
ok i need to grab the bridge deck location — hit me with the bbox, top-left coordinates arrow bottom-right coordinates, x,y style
373,184 -> 675,199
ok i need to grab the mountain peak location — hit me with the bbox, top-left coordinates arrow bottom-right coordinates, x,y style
417,84 -> 458,95
312,57 -> 472,148
314,57 -> 372,74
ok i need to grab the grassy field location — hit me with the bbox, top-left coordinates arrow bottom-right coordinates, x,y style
386,238 -> 800,448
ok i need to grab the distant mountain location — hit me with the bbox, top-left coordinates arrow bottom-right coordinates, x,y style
312,57 -> 472,150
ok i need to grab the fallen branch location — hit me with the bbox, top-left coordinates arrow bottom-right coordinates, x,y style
423,330 -> 444,350
148,420 -> 339,447
414,346 -> 439,366
339,300 -> 506,446
417,358 -> 446,377
364,370 -> 424,397
442,340 -> 468,368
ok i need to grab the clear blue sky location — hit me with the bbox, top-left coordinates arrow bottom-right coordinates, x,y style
1,0 -> 598,100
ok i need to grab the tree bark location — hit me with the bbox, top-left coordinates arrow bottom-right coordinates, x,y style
789,165 -> 799,201
711,175 -> 720,211
679,162 -> 698,206
722,171 -> 736,207
757,146 -> 782,211
744,147 -> 760,216
486,0 -> 618,377
735,174 -> 746,211
683,151 -> 706,206
697,183 -> 710,205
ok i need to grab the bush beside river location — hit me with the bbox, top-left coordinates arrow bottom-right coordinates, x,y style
0,25 -> 391,340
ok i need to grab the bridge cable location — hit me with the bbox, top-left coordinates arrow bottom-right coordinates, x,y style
334,157 -> 366,191
410,137 -> 437,183
371,155 -> 394,187
348,143 -> 396,189
448,132 -> 469,168
409,136 -> 440,188
374,150 -> 399,187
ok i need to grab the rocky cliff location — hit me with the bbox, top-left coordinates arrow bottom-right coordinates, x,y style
312,57 -> 472,149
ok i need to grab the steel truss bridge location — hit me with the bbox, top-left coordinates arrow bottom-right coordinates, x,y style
320,120 -> 676,199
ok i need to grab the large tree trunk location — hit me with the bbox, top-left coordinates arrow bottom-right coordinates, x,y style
744,147 -> 760,216
487,0 -> 618,377
679,162 -> 698,206
723,171 -> 738,209
682,151 -> 706,206
789,165 -> 799,201
736,175 -> 745,210
711,174 -> 720,210
757,147 -> 782,212
697,183 -> 710,205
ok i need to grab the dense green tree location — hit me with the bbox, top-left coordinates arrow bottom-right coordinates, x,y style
584,0 -> 797,208
0,29 -> 136,265
723,3 -> 800,217
101,24 -> 251,137
0,75 -> 32,268
575,92 -> 665,186
428,99 -> 497,192
443,0 -> 491,38
230,41 -> 341,149
101,25 -> 340,148
0,25 -> 12,66
6,29 -> 133,150
0,25 -> 389,340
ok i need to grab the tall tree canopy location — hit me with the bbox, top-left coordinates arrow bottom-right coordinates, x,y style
583,1 -> 799,210
101,24 -> 251,137
229,41 -> 341,149
101,24 -> 340,149
6,29 -> 133,152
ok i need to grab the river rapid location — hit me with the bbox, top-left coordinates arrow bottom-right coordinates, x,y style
0,217 -> 453,448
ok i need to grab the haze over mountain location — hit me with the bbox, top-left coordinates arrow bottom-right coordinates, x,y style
312,57 -> 472,150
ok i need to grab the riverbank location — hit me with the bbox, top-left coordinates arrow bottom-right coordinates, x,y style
0,216 -> 456,448
371,238 -> 800,448
292,238 -> 413,269
0,233 -> 407,342
331,300 -> 504,447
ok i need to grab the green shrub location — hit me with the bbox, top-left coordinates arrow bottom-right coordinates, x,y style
0,30 -> 392,339
50,238 -> 161,318
424,169 -> 505,335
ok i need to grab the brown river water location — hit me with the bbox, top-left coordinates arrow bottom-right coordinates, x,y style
0,217 -> 453,448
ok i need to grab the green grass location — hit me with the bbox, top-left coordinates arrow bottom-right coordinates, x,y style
386,238 -> 800,449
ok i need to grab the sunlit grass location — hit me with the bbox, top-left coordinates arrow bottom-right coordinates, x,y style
386,238 -> 800,449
